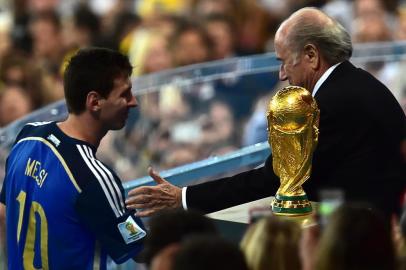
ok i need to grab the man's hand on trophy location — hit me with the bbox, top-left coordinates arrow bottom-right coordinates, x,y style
126,167 -> 182,217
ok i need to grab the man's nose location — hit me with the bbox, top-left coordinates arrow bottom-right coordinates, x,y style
128,95 -> 138,108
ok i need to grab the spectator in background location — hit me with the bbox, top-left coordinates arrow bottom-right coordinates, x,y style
0,85 -> 33,127
29,10 -> 64,73
351,0 -> 394,85
352,14 -> 392,43
69,4 -> 101,49
128,30 -> 173,76
315,204 -> 396,270
161,144 -> 200,169
173,235 -> 248,270
0,50 -> 45,108
150,244 -> 180,270
29,10 -> 65,102
0,52 -> 29,88
138,209 -> 218,268
199,101 -> 236,149
203,14 -> 236,60
138,14 -> 184,42
235,0 -> 271,55
300,223 -> 320,270
241,216 -> 302,270
189,0 -> 272,55
353,0 -> 398,34
169,20 -> 213,67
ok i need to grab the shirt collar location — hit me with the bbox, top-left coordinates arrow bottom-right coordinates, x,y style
312,62 -> 341,97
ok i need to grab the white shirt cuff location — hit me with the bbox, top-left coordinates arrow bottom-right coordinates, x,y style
182,187 -> 188,210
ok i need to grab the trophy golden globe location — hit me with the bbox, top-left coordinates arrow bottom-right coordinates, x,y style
267,86 -> 319,216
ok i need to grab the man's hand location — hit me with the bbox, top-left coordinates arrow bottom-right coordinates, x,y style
126,167 -> 182,217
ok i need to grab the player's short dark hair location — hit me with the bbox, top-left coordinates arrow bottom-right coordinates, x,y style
63,47 -> 132,114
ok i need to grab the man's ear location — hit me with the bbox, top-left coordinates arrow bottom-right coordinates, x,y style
86,91 -> 102,113
303,44 -> 320,70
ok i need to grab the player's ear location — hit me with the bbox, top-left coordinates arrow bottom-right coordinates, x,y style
87,91 -> 103,113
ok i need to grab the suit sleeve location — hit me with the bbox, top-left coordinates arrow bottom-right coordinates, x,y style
186,155 -> 279,213
75,180 -> 146,264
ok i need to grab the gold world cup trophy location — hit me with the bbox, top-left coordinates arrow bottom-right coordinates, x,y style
267,86 -> 320,216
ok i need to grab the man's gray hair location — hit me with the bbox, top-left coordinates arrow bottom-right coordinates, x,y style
286,11 -> 353,65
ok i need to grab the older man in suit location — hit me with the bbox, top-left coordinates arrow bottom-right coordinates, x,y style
126,7 -> 406,216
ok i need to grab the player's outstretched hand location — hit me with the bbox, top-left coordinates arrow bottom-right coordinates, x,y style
126,167 -> 182,217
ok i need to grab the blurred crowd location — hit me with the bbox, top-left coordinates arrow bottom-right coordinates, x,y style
1,0 -> 406,180
133,202 -> 406,270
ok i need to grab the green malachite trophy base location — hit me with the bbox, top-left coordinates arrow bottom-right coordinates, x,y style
271,194 -> 313,216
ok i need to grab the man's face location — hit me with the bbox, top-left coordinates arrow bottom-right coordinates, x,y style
99,76 -> 137,130
274,36 -> 309,89
175,31 -> 209,66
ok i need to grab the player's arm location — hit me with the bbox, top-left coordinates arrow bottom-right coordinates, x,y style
75,179 -> 146,264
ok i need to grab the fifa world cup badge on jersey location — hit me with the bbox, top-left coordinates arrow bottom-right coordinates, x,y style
118,216 -> 146,244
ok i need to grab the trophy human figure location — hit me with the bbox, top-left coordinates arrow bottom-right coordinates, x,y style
267,86 -> 320,215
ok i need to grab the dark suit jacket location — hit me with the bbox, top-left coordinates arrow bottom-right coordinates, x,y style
186,61 -> 406,215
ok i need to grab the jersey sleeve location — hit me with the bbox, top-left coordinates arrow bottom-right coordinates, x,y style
74,179 -> 146,264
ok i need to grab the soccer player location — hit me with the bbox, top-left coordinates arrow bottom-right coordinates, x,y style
0,47 -> 146,269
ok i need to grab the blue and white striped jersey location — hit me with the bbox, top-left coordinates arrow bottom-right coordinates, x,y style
0,121 -> 145,270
